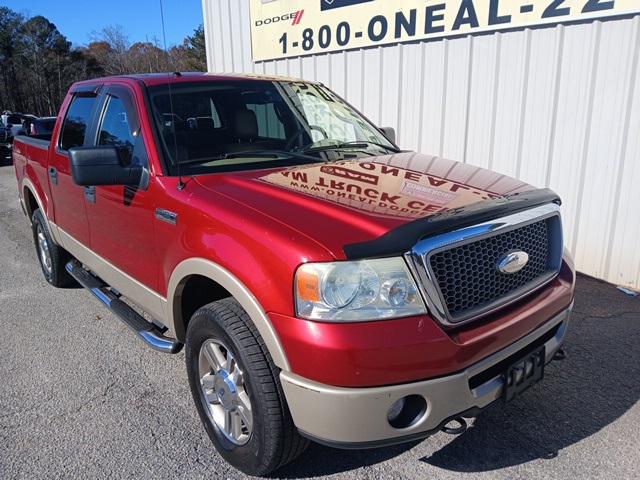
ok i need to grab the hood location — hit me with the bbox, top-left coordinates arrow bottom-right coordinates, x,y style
194,152 -> 533,259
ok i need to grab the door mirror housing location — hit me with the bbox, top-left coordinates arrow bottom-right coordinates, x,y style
69,146 -> 143,187
380,127 -> 396,145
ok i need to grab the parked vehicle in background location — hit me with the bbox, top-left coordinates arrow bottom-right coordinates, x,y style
0,117 -> 13,159
0,117 -> 8,141
0,112 -> 41,161
22,116 -> 57,138
12,73 -> 575,476
1,112 -> 31,137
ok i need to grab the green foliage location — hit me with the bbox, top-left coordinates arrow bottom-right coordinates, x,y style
0,7 -> 207,116
186,25 -> 207,71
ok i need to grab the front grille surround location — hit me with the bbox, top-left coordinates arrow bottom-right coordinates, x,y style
406,204 -> 563,327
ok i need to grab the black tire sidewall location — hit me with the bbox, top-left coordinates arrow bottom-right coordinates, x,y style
31,210 -> 55,284
30,209 -> 74,288
185,307 -> 274,475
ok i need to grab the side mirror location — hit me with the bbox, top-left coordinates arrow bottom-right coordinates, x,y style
380,127 -> 396,145
69,146 -> 143,187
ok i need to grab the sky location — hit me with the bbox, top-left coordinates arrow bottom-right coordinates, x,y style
0,0 -> 204,47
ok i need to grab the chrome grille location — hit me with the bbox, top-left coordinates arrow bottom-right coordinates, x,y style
408,204 -> 563,326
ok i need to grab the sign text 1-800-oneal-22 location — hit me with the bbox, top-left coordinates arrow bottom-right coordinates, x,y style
249,0 -> 640,61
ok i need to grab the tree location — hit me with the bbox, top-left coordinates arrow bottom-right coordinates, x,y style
0,9 -> 103,115
129,41 -> 171,73
89,25 -> 132,75
89,24 -> 207,74
17,16 -> 73,114
0,7 -> 25,111
185,24 -> 207,71
0,7 -> 205,116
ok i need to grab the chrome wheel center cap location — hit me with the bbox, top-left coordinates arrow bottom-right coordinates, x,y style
214,369 -> 238,410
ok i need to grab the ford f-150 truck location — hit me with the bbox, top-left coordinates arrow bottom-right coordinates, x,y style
13,73 -> 575,476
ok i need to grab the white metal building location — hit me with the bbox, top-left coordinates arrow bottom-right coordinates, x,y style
202,0 -> 640,290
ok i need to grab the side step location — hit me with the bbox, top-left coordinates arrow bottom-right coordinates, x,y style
65,260 -> 183,354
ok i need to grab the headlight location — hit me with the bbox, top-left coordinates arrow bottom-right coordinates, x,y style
295,258 -> 426,321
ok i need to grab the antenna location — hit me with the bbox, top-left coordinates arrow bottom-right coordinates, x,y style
159,0 -> 185,190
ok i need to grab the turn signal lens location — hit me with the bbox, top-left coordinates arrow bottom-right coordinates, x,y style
296,269 -> 320,303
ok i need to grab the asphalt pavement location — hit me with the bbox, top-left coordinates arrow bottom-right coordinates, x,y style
0,163 -> 638,479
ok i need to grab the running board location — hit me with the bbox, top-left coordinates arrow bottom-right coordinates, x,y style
65,260 -> 183,354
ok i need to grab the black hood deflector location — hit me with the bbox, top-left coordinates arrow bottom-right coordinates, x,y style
343,188 -> 562,260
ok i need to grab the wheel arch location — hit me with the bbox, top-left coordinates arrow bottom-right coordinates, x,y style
22,180 -> 45,219
167,258 -> 290,371
22,179 -> 62,245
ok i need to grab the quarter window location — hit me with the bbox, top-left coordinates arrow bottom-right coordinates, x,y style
59,95 -> 97,150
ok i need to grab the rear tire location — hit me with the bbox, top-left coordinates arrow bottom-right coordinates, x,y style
31,209 -> 75,288
185,298 -> 308,476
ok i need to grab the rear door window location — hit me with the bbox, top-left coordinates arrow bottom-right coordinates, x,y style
59,95 -> 98,150
246,102 -> 286,139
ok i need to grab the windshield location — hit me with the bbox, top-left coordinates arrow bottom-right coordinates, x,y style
148,80 -> 395,175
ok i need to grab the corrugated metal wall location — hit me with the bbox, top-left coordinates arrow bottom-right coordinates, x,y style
203,0 -> 640,290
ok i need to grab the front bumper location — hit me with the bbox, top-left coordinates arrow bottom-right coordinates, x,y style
281,306 -> 571,448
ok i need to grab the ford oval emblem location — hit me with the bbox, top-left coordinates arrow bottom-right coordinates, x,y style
497,251 -> 529,274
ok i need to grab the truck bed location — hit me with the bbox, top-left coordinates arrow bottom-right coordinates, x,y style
13,134 -> 53,220
14,134 -> 52,150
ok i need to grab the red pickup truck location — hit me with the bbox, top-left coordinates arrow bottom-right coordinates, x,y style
13,73 -> 575,476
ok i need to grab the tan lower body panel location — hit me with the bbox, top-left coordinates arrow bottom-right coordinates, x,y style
48,221 -> 63,246
281,307 -> 571,445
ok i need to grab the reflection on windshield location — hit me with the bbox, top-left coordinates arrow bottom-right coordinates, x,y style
149,80 -> 394,175
280,82 -> 392,151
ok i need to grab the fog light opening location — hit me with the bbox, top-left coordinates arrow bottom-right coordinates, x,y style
387,395 -> 427,429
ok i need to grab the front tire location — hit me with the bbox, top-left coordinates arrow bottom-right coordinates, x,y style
185,298 -> 307,476
31,209 -> 75,288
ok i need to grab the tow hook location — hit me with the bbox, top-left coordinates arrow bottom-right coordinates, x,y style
553,349 -> 567,361
441,417 -> 468,435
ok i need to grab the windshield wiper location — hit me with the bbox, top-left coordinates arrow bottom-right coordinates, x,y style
178,150 -> 325,166
300,141 -> 401,154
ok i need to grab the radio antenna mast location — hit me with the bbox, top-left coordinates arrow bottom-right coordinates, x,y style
159,0 -> 185,190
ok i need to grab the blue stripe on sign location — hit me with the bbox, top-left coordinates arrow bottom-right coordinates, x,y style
320,0 -> 375,11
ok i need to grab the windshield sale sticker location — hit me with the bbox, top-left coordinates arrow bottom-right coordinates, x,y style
249,0 -> 640,61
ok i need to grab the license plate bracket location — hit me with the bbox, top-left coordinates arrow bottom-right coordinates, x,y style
503,345 -> 546,402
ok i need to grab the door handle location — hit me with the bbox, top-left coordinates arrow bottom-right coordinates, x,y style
48,167 -> 58,185
84,186 -> 96,204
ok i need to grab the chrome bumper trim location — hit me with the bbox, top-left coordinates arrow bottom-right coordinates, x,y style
405,203 -> 563,327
